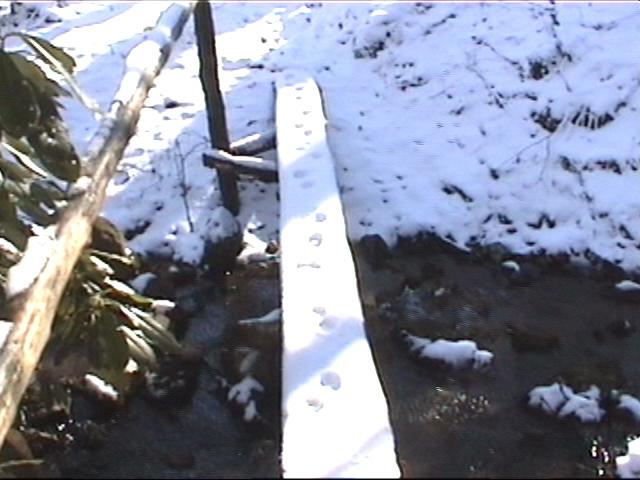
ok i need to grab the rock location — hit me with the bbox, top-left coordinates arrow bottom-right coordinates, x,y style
485,242 -> 510,263
91,216 -> 130,257
501,260 -> 540,287
144,358 -> 200,407
356,234 -> 391,270
607,318 -> 637,338
601,281 -> 640,303
202,208 -> 243,276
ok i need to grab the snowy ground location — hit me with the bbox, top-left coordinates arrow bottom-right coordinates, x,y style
5,1 -> 640,476
9,1 -> 639,273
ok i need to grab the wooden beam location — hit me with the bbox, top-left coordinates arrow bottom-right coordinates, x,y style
0,3 -> 193,449
194,0 -> 239,215
203,149 -> 277,182
229,129 -> 276,157
276,71 -> 399,478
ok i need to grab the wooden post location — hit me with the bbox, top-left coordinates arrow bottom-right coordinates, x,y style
0,3 -> 193,450
194,0 -> 239,215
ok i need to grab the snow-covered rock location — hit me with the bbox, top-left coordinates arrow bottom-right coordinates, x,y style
403,331 -> 494,369
528,383 -> 605,423
617,437 -> 640,479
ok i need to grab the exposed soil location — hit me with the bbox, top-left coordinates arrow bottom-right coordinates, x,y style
353,235 -> 640,478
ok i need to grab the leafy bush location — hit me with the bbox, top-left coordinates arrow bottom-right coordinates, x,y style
0,31 -> 184,422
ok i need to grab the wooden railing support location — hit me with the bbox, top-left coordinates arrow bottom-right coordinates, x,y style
194,0 -> 239,215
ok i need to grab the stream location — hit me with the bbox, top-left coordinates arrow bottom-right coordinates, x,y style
355,234 -> 640,478
18,234 -> 640,478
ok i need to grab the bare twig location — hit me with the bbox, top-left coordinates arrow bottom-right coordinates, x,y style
173,138 -> 194,233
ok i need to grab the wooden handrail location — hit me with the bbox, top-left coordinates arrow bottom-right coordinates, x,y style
0,2 -> 194,449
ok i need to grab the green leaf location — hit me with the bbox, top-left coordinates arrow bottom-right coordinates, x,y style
1,133 -> 48,178
16,196 -> 58,225
14,34 -> 102,119
0,188 -> 27,250
8,53 -> 68,100
0,52 -> 40,138
28,127 -> 79,182
17,34 -> 76,75
30,181 -> 62,210
0,154 -> 34,182
87,309 -> 130,371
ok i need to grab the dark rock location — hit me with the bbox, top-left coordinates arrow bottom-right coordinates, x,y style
356,234 -> 391,270
501,260 -> 541,287
265,240 -> 279,255
420,261 -> 444,281
202,208 -> 243,276
144,358 -> 200,407
485,242 -> 510,263
607,317 -> 637,338
601,282 -> 640,303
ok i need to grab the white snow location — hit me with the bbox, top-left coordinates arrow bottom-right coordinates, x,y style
8,1 -> 640,475
227,375 -> 264,422
277,71 -> 398,477
129,272 -> 156,294
617,437 -> 640,479
528,383 -> 605,423
502,260 -> 521,273
619,394 -> 640,422
82,373 -> 119,403
14,2 -> 636,272
237,308 -> 281,326
616,280 -> 640,292
404,332 -> 493,369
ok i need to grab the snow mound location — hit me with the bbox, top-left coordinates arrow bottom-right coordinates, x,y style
528,383 -> 604,423
402,331 -> 493,369
617,437 -> 640,479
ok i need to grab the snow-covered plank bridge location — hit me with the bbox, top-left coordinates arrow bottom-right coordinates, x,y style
276,70 -> 399,478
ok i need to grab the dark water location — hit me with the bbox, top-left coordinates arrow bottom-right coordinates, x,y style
33,238 -> 640,478
40,262 -> 282,479
354,238 -> 640,478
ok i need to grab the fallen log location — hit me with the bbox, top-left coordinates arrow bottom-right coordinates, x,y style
203,148 -> 278,182
0,2 -> 193,449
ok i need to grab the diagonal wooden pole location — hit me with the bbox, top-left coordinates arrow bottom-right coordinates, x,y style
0,3 -> 193,450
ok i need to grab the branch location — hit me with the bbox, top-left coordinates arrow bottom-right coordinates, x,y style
229,129 -> 276,157
203,148 -> 278,182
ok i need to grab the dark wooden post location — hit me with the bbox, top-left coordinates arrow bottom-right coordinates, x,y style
194,0 -> 239,215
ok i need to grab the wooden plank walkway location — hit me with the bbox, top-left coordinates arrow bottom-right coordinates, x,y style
276,70 -> 399,478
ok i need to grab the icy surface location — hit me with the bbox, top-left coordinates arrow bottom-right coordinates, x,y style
277,71 -> 399,478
